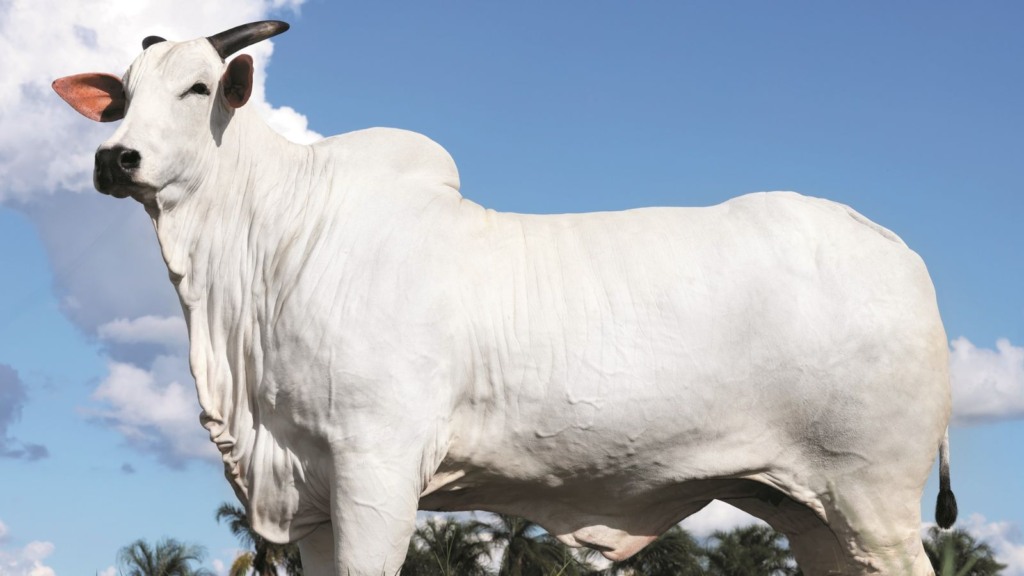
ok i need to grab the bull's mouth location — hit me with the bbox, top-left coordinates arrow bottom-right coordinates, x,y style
93,170 -> 156,200
94,176 -> 135,199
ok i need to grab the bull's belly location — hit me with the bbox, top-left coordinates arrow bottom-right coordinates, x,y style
420,380 -> 803,539
418,437 -> 781,512
418,438 -> 807,560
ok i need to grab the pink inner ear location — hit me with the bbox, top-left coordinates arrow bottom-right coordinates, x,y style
52,73 -> 126,122
222,55 -> 254,108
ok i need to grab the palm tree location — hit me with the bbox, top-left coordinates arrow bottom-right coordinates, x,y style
923,527 -> 1006,576
487,514 -> 591,576
402,538 -> 443,576
215,502 -> 303,576
116,538 -> 214,576
405,516 -> 493,576
705,524 -> 797,576
605,525 -> 704,576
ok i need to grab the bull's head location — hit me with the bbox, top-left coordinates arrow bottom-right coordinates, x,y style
52,21 -> 288,203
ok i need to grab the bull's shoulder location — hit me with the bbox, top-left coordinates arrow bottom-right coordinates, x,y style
315,127 -> 461,193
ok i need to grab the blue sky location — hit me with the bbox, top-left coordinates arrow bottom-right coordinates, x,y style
0,1 -> 1022,574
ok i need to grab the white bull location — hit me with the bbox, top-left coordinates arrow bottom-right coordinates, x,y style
54,21 -> 957,575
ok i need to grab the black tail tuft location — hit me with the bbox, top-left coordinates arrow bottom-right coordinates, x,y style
936,487 -> 958,529
935,427 -> 957,528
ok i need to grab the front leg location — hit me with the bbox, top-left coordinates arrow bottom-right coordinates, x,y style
297,523 -> 335,576
329,454 -> 423,575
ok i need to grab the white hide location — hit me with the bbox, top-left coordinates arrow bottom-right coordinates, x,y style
76,36 -> 951,576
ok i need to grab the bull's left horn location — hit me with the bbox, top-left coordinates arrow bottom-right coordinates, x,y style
207,20 -> 289,60
142,36 -> 166,49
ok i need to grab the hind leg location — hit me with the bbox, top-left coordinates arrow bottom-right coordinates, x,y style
725,477 -> 933,575
819,479 -> 934,575
724,491 -> 862,575
814,408 -> 944,575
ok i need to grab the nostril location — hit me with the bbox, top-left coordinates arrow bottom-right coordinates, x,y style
95,148 -> 116,169
118,149 -> 141,170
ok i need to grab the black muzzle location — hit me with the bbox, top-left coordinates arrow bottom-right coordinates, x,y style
94,145 -> 141,198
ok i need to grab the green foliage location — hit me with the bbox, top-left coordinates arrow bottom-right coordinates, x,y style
705,524 -> 797,576
487,514 -> 591,576
116,538 -> 214,576
192,505 -> 1007,576
227,552 -> 253,576
401,540 -> 444,576
923,527 -> 1006,576
215,502 -> 303,576
404,516 -> 493,576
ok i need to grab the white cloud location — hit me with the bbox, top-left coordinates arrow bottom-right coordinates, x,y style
0,0 -> 320,203
97,567 -> 116,576
961,514 -> 1024,576
88,356 -> 219,467
98,315 -> 188,349
258,103 -> 322,145
0,520 -> 7,542
0,536 -> 57,576
679,500 -> 766,539
949,337 -> 1024,424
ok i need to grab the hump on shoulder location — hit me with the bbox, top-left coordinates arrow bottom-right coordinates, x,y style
317,127 -> 461,192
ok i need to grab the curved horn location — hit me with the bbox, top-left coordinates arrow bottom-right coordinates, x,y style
142,36 -> 166,50
207,20 -> 289,59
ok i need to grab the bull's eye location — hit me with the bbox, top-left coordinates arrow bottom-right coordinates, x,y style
187,82 -> 210,96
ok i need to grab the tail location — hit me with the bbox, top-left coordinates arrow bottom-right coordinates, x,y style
935,427 -> 958,528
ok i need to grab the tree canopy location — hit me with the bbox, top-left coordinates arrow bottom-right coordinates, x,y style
215,502 -> 303,576
924,526 -> 1006,576
116,538 -> 213,576
114,506 -> 1007,576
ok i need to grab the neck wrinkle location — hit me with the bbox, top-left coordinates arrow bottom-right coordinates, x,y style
149,107 -> 314,494
154,106 -> 309,297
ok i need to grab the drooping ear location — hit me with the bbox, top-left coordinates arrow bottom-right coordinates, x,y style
222,54 -> 254,108
52,73 -> 126,122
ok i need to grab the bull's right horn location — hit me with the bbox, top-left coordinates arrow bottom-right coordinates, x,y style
207,20 -> 289,60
